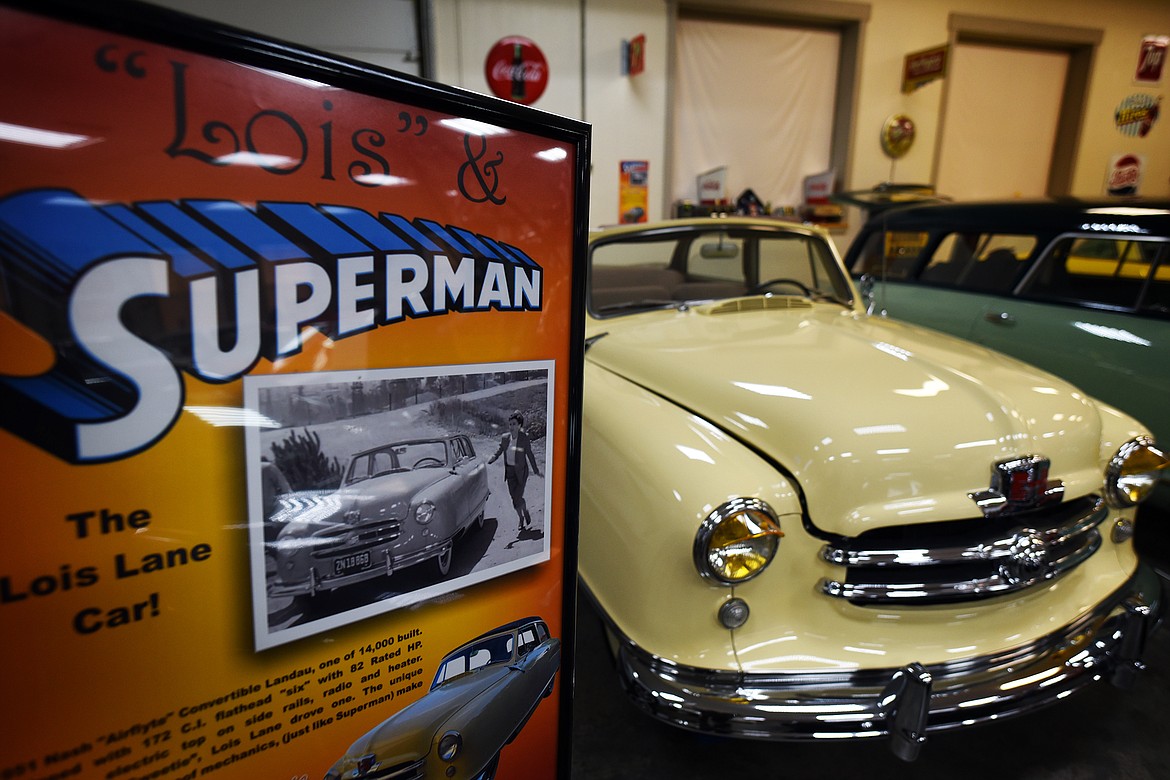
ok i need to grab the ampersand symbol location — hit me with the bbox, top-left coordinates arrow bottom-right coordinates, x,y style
458,134 -> 507,205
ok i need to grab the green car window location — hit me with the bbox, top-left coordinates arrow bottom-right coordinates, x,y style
920,232 -> 1035,292
1022,236 -> 1168,309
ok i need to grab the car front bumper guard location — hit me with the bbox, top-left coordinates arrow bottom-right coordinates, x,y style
268,539 -> 452,598
605,563 -> 1163,761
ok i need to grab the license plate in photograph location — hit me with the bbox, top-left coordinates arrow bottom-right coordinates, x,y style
334,552 -> 371,575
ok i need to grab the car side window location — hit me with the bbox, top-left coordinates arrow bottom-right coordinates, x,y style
517,627 -> 538,657
1142,253 -> 1170,314
1021,236 -> 1165,309
853,230 -> 928,279
919,232 -> 1034,292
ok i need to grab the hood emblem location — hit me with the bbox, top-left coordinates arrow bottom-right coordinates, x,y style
969,455 -> 1064,517
355,754 -> 379,777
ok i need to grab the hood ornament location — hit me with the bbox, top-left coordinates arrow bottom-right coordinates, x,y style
970,455 -> 1064,517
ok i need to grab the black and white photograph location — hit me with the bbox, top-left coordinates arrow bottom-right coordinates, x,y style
245,362 -> 554,650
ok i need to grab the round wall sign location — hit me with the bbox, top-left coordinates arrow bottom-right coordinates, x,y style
484,36 -> 548,105
880,114 -> 916,159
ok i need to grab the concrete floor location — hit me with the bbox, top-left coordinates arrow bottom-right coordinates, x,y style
569,508 -> 1170,779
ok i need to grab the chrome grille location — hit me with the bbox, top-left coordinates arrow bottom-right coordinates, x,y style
312,520 -> 402,559
356,756 -> 425,780
818,495 -> 1106,604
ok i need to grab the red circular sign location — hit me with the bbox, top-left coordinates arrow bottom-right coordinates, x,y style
484,36 -> 548,105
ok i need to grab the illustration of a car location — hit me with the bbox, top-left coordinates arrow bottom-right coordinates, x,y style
324,617 -> 560,780
268,434 -> 489,598
579,217 -> 1166,759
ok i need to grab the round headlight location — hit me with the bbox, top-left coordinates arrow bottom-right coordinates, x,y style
1105,436 -> 1170,507
415,501 -> 435,525
437,730 -> 462,762
693,498 -> 784,584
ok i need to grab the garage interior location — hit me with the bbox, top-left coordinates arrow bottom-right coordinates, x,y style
6,1 -> 1168,778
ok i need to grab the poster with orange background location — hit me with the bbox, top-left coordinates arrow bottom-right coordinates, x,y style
0,2 -> 588,779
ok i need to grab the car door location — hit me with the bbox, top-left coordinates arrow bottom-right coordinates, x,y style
870,229 -> 1036,341
968,234 -> 1170,445
450,436 -> 485,526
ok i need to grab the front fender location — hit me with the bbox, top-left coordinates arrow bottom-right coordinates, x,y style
580,361 -> 803,670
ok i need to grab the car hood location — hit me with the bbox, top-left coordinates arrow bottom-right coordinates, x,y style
277,469 -> 446,538
585,303 -> 1107,535
332,664 -> 512,768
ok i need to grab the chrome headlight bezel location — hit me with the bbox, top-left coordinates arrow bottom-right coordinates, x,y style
1105,435 -> 1169,507
415,501 -> 436,525
693,497 -> 784,585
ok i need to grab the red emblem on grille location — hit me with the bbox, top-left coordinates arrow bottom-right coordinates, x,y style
970,455 -> 1064,516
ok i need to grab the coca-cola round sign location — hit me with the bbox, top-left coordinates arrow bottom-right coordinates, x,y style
484,36 -> 548,105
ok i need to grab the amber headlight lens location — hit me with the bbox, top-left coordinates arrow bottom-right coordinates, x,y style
694,498 -> 784,584
1106,436 -> 1170,507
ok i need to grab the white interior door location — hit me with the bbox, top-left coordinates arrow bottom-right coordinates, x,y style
936,43 -> 1069,200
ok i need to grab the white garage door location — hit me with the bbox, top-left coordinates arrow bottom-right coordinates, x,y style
671,16 -> 840,209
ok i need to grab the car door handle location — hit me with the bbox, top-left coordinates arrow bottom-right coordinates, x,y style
984,311 -> 1015,325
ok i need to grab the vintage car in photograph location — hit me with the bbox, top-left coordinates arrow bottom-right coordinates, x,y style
268,434 -> 489,598
579,217 -> 1167,759
844,199 -> 1170,506
324,617 -> 560,780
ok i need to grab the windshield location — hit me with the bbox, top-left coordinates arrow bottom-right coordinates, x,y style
344,440 -> 449,485
589,226 -> 851,314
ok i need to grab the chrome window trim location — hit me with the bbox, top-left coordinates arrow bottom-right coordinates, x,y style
1014,230 -> 1170,300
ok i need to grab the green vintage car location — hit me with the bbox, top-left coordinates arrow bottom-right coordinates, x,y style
845,199 -> 1170,504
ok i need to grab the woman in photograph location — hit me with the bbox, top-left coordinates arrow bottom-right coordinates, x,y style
489,411 -> 541,533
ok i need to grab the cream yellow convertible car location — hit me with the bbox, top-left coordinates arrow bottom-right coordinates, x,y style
579,217 -> 1166,760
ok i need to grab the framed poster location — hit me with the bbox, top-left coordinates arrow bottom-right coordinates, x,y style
0,1 -> 588,779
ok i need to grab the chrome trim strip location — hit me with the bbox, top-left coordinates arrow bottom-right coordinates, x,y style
596,565 -> 1162,747
820,498 -> 1105,568
819,497 -> 1107,603
819,527 -> 1100,601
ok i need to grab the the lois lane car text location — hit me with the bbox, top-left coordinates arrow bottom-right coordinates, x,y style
268,434 -> 489,599
325,617 -> 560,780
579,217 -> 1167,759
844,199 -> 1170,505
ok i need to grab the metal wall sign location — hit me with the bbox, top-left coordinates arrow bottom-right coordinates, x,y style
0,1 -> 588,778
902,44 -> 949,94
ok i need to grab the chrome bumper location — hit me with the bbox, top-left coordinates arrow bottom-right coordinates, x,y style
268,540 -> 450,598
604,564 -> 1163,760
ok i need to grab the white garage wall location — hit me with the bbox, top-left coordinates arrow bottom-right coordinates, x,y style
431,0 -> 669,228
140,0 -> 1170,228
146,0 -> 422,75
